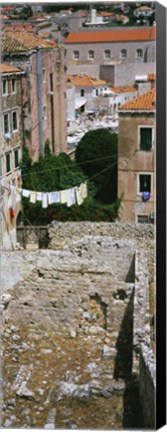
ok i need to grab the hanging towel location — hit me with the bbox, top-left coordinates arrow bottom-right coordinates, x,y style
48,191 -> 60,205
36,192 -> 43,201
16,192 -> 21,203
8,194 -> 13,209
75,185 -> 84,206
9,184 -> 16,206
67,187 -> 76,207
60,190 -> 67,204
22,189 -> 30,198
29,191 -> 36,204
80,182 -> 88,200
42,193 -> 48,208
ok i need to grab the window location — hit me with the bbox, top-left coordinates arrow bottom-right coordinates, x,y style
50,73 -> 53,92
96,89 -> 99,96
6,152 -> 11,173
121,49 -> 127,59
42,68 -> 46,83
139,127 -> 153,151
11,78 -> 16,93
43,105 -> 47,120
14,148 -> 19,168
81,89 -> 85,97
2,79 -> 8,96
136,48 -> 143,58
73,50 -> 80,60
137,214 -> 149,223
88,50 -> 94,59
3,113 -> 10,134
138,173 -> 152,194
104,49 -> 111,59
12,111 -> 18,132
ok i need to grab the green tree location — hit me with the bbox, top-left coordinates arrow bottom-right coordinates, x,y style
75,128 -> 118,204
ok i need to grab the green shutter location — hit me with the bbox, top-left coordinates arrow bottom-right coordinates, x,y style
140,128 -> 152,150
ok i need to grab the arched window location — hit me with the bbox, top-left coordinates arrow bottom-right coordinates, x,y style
104,49 -> 111,59
121,49 -> 127,59
88,50 -> 95,59
136,48 -> 143,58
73,50 -> 80,60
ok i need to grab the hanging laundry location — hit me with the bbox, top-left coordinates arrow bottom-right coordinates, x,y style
75,185 -> 84,206
29,191 -> 36,204
9,207 -> 15,220
42,193 -> 48,208
66,187 -> 76,207
48,191 -> 60,205
141,191 -> 150,202
22,189 -> 30,198
16,192 -> 21,203
8,194 -> 13,209
9,183 -> 16,206
80,182 -> 88,200
60,190 -> 67,204
36,192 -> 43,201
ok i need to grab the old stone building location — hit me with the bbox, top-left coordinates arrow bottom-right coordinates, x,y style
64,26 -> 156,78
1,30 -> 67,161
0,63 -> 24,249
66,73 -> 109,116
118,88 -> 156,223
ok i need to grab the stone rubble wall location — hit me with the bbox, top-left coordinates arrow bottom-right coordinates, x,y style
139,343 -> 156,428
133,250 -> 155,428
48,222 -> 154,250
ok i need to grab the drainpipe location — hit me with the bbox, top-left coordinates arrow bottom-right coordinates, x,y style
36,49 -> 43,157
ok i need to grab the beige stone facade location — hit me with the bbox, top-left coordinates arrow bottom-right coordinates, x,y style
118,105 -> 155,223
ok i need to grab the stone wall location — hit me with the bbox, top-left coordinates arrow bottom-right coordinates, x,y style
48,221 -> 154,250
139,343 -> 156,428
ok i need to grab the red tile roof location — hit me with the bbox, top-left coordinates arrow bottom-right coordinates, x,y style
148,73 -> 156,81
0,63 -> 23,74
65,27 -> 156,44
4,24 -> 35,32
1,6 -> 14,11
66,74 -> 107,87
2,31 -> 57,52
119,89 -> 156,111
0,14 -> 9,20
110,86 -> 137,93
136,6 -> 153,11
97,12 -> 115,17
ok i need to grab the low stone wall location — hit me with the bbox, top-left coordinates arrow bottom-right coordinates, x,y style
133,250 -> 155,428
48,222 -> 154,250
139,343 -> 156,428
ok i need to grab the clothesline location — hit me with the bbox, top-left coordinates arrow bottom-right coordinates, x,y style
8,181 -> 88,210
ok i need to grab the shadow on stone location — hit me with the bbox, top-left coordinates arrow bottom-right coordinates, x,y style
125,255 -> 135,283
114,286 -> 144,428
114,287 -> 134,381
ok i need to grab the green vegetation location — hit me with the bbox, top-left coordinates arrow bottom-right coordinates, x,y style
75,128 -> 118,204
19,136 -> 121,226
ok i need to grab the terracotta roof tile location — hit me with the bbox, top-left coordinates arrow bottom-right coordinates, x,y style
66,74 -> 107,87
4,24 -> 35,32
0,14 -> 9,20
65,27 -> 156,44
148,73 -> 156,81
119,89 -> 156,111
97,11 -> 115,17
110,86 -> 137,93
1,31 -> 57,52
136,6 -> 153,11
0,63 -> 23,74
